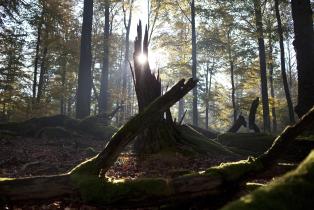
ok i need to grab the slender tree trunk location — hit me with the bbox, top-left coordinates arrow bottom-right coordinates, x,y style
291,0 -> 314,117
275,0 -> 295,124
178,98 -> 184,122
122,0 -> 134,121
205,61 -> 213,129
268,35 -> 277,133
205,62 -> 209,129
36,46 -> 47,103
287,39 -> 293,88
191,0 -> 198,126
253,0 -> 271,132
76,0 -> 93,119
99,0 -> 110,114
32,23 -> 42,103
60,57 -> 67,115
227,31 -> 236,122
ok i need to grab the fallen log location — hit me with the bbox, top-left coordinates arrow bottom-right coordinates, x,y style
0,112 -> 117,139
227,115 -> 247,133
187,124 -> 220,139
0,104 -> 313,207
221,149 -> 314,210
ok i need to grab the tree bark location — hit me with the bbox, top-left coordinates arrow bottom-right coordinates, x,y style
60,56 -> 67,115
275,0 -> 295,124
253,0 -> 271,132
249,97 -> 261,133
228,115 -> 247,133
268,33 -> 277,133
227,30 -> 236,123
32,20 -> 42,103
178,98 -> 185,122
205,61 -> 213,129
76,0 -> 93,119
122,0 -> 134,122
99,0 -> 110,115
36,45 -> 47,103
291,0 -> 314,117
191,0 -> 198,126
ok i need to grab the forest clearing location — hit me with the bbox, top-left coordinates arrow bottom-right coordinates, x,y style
0,0 -> 314,209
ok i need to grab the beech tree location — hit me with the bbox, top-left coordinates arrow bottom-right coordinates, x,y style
253,0 -> 271,132
274,0 -> 295,124
76,0 -> 94,119
99,0 -> 110,114
291,0 -> 314,117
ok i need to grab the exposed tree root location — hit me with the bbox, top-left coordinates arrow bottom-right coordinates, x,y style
1,106 -> 313,208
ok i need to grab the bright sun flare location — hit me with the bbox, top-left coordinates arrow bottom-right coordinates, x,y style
137,53 -> 148,65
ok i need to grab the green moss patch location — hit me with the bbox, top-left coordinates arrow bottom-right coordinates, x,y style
70,174 -> 172,205
178,125 -> 237,157
206,157 -> 263,182
217,133 -> 275,155
220,150 -> 314,210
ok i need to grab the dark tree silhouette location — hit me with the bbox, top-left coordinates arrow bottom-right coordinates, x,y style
76,0 -> 93,119
291,0 -> 314,117
99,0 -> 110,114
275,0 -> 295,124
249,97 -> 261,133
253,0 -> 271,132
191,0 -> 198,126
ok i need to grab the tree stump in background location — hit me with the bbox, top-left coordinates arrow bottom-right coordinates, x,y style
249,97 -> 261,133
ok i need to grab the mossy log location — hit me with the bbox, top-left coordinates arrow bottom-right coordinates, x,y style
221,150 -> 314,210
0,112 -> 117,139
1,106 -> 314,208
0,106 -> 314,207
187,124 -> 220,139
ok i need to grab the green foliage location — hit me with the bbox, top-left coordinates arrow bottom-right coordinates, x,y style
220,150 -> 314,210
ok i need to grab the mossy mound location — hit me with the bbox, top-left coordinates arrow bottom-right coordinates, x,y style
220,150 -> 314,210
216,133 -> 275,156
176,125 -> 237,158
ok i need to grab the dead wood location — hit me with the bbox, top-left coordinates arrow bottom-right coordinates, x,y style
249,97 -> 260,133
1,106 -> 313,208
227,115 -> 247,133
187,124 -> 219,139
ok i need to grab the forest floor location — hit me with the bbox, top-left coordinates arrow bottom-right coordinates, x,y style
0,133 -> 310,210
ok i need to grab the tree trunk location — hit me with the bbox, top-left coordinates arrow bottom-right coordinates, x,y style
249,97 -> 261,133
268,32 -> 277,133
191,0 -> 198,126
275,0 -> 295,124
99,0 -> 110,115
178,98 -> 185,122
205,61 -> 213,129
76,0 -> 93,119
60,57 -> 67,115
253,0 -> 271,132
132,22 -> 170,153
122,0 -> 134,122
228,115 -> 247,133
36,45 -> 47,103
205,62 -> 209,129
227,30 -> 236,123
291,0 -> 314,117
32,22 -> 42,103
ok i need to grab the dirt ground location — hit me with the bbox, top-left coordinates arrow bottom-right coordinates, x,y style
0,135 -> 298,210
